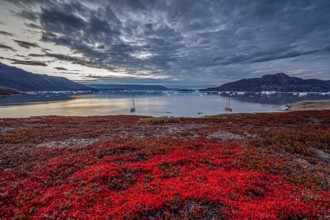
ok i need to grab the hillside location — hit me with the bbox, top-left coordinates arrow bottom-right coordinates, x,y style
0,87 -> 20,96
0,63 -> 93,91
203,73 -> 330,92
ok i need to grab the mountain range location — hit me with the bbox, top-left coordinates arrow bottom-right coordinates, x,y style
87,84 -> 170,91
1,62 -> 330,93
203,73 -> 330,92
0,62 -> 92,92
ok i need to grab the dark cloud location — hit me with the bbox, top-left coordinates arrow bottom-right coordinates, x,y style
54,72 -> 79,75
4,0 -> 330,83
28,53 -> 45,57
45,52 -> 98,68
0,55 -> 47,66
0,44 -> 16,51
11,59 -> 47,66
26,23 -> 42,29
40,7 -> 86,34
15,10 -> 38,21
14,40 -> 40,49
29,51 -> 97,68
251,49 -> 323,64
0,31 -> 14,37
54,67 -> 68,70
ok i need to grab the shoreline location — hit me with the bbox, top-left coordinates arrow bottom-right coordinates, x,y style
286,99 -> 330,111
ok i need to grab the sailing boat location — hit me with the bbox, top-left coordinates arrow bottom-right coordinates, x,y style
130,95 -> 136,113
224,96 -> 232,113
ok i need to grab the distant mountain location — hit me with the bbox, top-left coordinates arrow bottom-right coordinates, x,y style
88,84 -> 170,91
203,73 -> 330,92
0,62 -> 93,92
0,86 -> 20,96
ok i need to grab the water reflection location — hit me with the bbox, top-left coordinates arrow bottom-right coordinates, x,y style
0,91 -> 329,118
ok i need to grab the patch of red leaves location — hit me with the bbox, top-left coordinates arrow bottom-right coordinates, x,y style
1,112 -> 330,219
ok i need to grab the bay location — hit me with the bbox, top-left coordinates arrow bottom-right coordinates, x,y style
0,91 -> 328,118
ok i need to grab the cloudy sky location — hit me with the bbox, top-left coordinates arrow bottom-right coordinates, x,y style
0,0 -> 330,87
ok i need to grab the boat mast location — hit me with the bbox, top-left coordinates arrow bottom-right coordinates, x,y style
130,95 -> 136,113
224,96 -> 232,113
132,95 -> 135,108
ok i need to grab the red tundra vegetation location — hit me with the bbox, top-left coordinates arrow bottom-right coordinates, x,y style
0,111 -> 329,219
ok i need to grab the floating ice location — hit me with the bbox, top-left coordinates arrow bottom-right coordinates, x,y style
298,92 -> 307,97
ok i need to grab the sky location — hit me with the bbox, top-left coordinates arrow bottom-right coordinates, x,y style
0,0 -> 330,87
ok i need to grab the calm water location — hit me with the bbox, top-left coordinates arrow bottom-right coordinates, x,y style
0,91 -> 328,118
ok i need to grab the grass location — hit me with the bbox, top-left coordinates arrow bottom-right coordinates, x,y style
138,116 -> 181,124
0,111 -> 329,219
